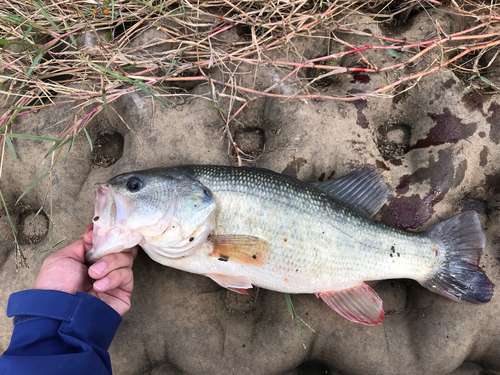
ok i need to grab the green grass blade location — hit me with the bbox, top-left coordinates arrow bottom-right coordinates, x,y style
285,293 -> 305,348
5,136 -> 17,162
378,38 -> 407,61
26,52 -> 43,79
129,0 -> 164,13
0,185 -> 22,262
37,237 -> 66,254
8,105 -> 47,111
85,60 -> 132,82
134,81 -> 172,109
16,171 -> 49,204
0,108 -> 22,133
103,90 -> 108,109
56,114 -> 76,124
387,48 -> 407,61
21,25 -> 33,41
3,15 -> 50,38
35,1 -> 60,31
7,134 -> 58,142
45,136 -> 72,158
63,136 -> 74,166
4,13 -> 25,25
0,186 -> 17,238
284,293 -> 314,349
84,60 -> 172,109
285,293 -> 294,316
83,5 -> 93,16
44,139 -> 63,157
480,76 -> 494,86
0,39 -> 11,50
83,128 -> 93,151
160,59 -> 181,84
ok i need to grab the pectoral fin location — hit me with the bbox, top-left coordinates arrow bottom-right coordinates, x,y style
207,273 -> 252,295
209,235 -> 270,267
316,282 -> 384,326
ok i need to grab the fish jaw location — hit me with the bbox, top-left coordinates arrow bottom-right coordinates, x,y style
141,207 -> 217,259
86,228 -> 142,263
94,183 -> 135,227
86,183 -> 141,264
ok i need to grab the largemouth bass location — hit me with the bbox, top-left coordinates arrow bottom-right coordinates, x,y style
85,165 -> 494,325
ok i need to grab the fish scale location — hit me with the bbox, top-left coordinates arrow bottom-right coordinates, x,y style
185,166 -> 435,292
87,164 -> 494,325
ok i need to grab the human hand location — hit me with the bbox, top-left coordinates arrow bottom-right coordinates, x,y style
33,223 -> 138,316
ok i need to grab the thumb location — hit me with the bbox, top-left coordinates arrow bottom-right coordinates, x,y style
52,224 -> 93,263
55,237 -> 87,263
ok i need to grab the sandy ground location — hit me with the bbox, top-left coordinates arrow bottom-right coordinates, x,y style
1,6 -> 500,375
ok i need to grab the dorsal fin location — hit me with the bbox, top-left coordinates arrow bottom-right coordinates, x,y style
311,167 -> 390,218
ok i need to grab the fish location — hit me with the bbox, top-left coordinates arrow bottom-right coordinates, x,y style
85,165 -> 494,325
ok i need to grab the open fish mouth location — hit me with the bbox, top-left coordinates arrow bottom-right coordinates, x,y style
86,183 -> 141,264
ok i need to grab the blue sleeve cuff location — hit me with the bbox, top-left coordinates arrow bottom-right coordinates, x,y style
7,290 -> 122,350
7,290 -> 78,321
0,290 -> 122,375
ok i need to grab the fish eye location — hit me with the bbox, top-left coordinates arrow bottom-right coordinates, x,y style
126,176 -> 143,192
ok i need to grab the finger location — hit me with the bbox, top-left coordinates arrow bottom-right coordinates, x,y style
125,245 -> 139,260
88,251 -> 134,279
97,289 -> 132,317
93,267 -> 134,293
82,223 -> 93,249
56,238 -> 87,263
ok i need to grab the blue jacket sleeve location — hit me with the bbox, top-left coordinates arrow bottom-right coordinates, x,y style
0,290 -> 122,375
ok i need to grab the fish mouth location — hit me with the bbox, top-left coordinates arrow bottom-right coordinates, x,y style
94,183 -> 110,219
86,183 -> 141,264
85,229 -> 142,264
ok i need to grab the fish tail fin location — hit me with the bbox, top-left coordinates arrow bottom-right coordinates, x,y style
422,211 -> 494,304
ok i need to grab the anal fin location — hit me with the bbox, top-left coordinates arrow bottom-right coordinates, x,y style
316,282 -> 384,326
207,273 -> 252,295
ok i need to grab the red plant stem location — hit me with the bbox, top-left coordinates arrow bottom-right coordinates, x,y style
6,30 -> 497,125
222,39 -> 500,101
0,96 -> 31,129
336,27 -> 406,43
57,115 -> 76,139
205,24 -> 235,40
0,100 -> 82,122
195,28 -> 500,73
37,26 -> 84,51
226,100 -> 249,125
426,0 -> 500,20
337,22 -> 490,44
64,106 -> 101,139
144,38 -> 497,102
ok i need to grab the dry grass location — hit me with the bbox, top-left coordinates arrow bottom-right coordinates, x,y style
0,0 -> 498,190
1,1 -> 499,137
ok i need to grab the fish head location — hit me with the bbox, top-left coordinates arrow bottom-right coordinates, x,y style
85,168 -> 218,264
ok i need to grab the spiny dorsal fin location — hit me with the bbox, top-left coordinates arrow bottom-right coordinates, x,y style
316,282 -> 384,326
311,167 -> 390,218
209,235 -> 270,267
